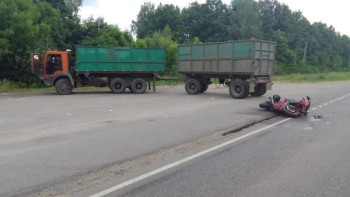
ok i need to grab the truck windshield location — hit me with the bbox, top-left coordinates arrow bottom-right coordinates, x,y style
46,54 -> 62,75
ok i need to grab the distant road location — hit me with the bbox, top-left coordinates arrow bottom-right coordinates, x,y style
1,81 -> 350,197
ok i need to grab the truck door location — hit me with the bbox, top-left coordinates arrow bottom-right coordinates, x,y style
30,53 -> 44,79
45,54 -> 63,76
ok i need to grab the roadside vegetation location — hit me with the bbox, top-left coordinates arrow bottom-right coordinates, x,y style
273,72 -> 350,83
0,79 -> 53,93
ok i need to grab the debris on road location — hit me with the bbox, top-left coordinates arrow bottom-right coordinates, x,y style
314,115 -> 323,119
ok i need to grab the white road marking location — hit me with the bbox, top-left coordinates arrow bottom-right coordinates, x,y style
89,118 -> 292,197
311,108 -> 317,111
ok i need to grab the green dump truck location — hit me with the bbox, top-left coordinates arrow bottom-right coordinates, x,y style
31,46 -> 166,94
178,39 -> 276,99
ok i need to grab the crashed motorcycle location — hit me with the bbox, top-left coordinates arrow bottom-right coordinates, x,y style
259,95 -> 311,117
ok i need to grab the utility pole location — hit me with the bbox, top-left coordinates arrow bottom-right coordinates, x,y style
303,34 -> 309,62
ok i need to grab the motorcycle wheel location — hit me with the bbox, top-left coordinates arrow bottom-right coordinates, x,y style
259,101 -> 272,110
282,104 -> 300,118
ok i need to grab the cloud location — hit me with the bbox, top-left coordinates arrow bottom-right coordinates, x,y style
277,0 -> 350,36
82,0 -> 98,7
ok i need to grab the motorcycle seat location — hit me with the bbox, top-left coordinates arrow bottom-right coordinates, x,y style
287,99 -> 299,105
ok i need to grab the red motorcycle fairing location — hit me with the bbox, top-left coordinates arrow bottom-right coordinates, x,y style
259,95 -> 311,118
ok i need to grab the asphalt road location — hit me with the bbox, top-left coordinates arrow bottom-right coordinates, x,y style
114,92 -> 350,197
1,81 -> 350,197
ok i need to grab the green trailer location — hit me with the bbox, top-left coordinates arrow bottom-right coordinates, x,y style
31,46 -> 165,95
75,47 -> 165,73
178,39 -> 276,99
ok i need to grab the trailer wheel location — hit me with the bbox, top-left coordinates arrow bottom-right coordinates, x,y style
199,83 -> 209,93
131,78 -> 147,94
55,78 -> 73,95
250,83 -> 267,97
185,79 -> 202,95
110,78 -> 126,94
229,80 -> 248,99
243,81 -> 250,98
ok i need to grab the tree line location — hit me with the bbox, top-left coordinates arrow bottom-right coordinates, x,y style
1,0 -> 349,83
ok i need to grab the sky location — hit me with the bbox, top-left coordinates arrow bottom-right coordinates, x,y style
79,0 -> 350,36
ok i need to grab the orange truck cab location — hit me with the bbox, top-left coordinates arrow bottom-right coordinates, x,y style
31,51 -> 76,94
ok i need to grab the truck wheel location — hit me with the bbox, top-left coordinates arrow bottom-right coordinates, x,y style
229,80 -> 248,99
185,79 -> 202,95
110,78 -> 126,94
55,78 -> 73,95
243,81 -> 250,98
250,83 -> 267,97
131,78 -> 147,94
199,83 -> 209,93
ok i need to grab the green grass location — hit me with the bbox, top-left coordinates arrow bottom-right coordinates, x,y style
272,72 -> 350,83
156,80 -> 184,87
2,72 -> 350,93
0,79 -> 54,93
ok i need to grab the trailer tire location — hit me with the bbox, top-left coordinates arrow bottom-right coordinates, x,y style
229,80 -> 248,99
250,83 -> 267,97
199,83 -> 209,93
131,78 -> 147,94
55,78 -> 73,95
185,79 -> 202,95
243,80 -> 250,98
110,78 -> 126,94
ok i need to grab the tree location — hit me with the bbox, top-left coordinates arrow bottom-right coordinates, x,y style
42,0 -> 83,49
81,17 -> 133,47
42,0 -> 82,18
228,0 -> 263,40
137,26 -> 178,75
271,30 -> 297,74
132,2 -> 181,41
0,0 -> 66,82
180,0 -> 229,43
153,4 -> 181,39
131,2 -> 156,39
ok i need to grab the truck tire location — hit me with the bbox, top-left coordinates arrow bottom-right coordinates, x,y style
199,83 -> 209,93
110,78 -> 126,94
250,83 -> 267,97
185,79 -> 202,95
55,78 -> 73,95
131,78 -> 147,94
229,80 -> 248,99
